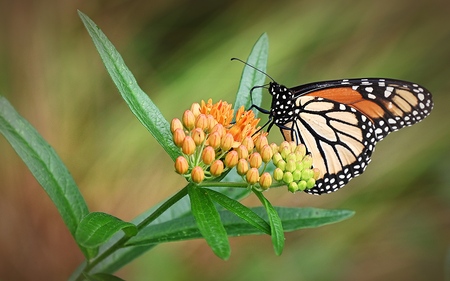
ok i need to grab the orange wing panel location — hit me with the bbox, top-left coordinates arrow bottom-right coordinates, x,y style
306,88 -> 385,120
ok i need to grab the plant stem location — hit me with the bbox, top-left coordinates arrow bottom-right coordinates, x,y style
74,185 -> 189,280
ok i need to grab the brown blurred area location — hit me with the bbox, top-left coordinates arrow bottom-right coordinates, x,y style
0,0 -> 449,280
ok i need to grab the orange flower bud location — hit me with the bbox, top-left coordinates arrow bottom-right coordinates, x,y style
173,128 -> 186,147
190,103 -> 201,117
171,118 -> 183,133
236,158 -> 249,176
259,172 -> 272,190
241,136 -> 254,152
202,146 -> 215,165
195,114 -> 208,130
249,152 -> 262,168
221,133 -> 234,151
255,135 -> 268,152
182,136 -> 196,155
210,160 -> 224,177
174,156 -> 189,174
192,128 -> 205,146
246,168 -> 260,185
182,110 -> 195,130
236,145 -> 249,160
207,132 -> 221,149
224,150 -> 239,168
260,144 -> 273,163
191,166 -> 205,183
312,168 -> 321,180
206,114 -> 217,132
211,123 -> 225,137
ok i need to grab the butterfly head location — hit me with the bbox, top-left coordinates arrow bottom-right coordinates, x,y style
268,82 -> 296,125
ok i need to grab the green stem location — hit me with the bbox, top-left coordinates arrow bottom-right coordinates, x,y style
75,185 -> 190,280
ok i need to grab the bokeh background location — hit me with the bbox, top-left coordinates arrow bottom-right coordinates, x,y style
0,0 -> 449,280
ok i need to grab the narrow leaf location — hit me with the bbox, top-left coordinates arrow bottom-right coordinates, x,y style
233,33 -> 269,115
76,212 -> 137,248
0,97 -> 89,240
206,188 -> 270,234
188,185 -> 230,260
126,207 -> 354,245
254,190 -> 285,255
78,11 -> 180,161
85,273 -> 125,281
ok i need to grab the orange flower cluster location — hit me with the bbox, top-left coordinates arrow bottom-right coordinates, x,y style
171,99 -> 320,192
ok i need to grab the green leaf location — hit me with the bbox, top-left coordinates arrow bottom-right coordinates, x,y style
188,185 -> 230,260
77,11 -> 180,161
126,207 -> 354,245
233,33 -> 269,115
85,273 -> 125,281
206,188 -> 270,234
0,97 -> 89,241
76,212 -> 137,249
254,190 -> 285,255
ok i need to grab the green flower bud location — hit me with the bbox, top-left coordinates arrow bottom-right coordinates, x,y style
288,181 -> 298,193
276,159 -> 286,171
282,171 -> 294,184
306,178 -> 316,189
297,180 -> 307,191
293,169 -> 302,181
285,159 -> 296,172
273,168 -> 284,181
301,169 -> 314,181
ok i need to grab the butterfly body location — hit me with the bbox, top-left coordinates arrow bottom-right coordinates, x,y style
265,78 -> 433,195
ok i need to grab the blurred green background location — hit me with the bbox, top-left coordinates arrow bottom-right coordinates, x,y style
0,0 -> 449,280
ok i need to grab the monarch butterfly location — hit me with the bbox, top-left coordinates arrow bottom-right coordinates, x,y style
234,59 -> 434,195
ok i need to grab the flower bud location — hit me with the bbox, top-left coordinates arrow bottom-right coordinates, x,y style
273,168 -> 284,181
206,114 -> 217,132
288,141 -> 297,153
297,180 -> 307,191
272,152 -> 283,165
202,146 -> 215,165
171,118 -> 183,133
182,110 -> 195,130
173,128 -> 186,147
301,169 -> 314,181
221,133 -> 234,151
195,114 -> 208,130
282,171 -> 294,184
293,169 -> 302,181
286,153 -> 297,163
190,103 -> 201,117
210,160 -> 224,177
191,166 -> 205,183
312,168 -> 321,180
236,145 -> 249,160
255,135 -> 268,152
288,181 -> 298,193
276,159 -> 286,171
260,144 -> 273,163
270,143 -> 279,155
207,132 -> 221,149
182,136 -> 196,155
302,154 -> 313,168
249,152 -> 262,168
306,178 -> 316,189
211,123 -> 225,137
280,146 -> 291,159
285,159 -> 296,172
174,156 -> 189,174
224,150 -> 239,168
192,128 -> 205,146
241,136 -> 255,152
279,141 -> 290,151
246,168 -> 260,185
259,172 -> 272,190
295,144 -> 306,159
236,159 -> 249,176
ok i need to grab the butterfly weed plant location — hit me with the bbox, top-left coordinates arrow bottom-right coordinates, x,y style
0,11 -> 354,280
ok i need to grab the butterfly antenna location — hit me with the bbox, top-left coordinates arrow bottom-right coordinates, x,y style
231,57 -> 276,82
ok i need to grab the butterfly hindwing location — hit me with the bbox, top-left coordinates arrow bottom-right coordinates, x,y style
280,95 -> 377,194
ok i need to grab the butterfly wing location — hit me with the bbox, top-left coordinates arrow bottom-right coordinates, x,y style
281,95 -> 377,194
291,78 -> 434,141
276,78 -> 433,194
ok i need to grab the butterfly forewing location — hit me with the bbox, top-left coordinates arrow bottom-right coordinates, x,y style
267,78 -> 433,195
291,78 -> 433,141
